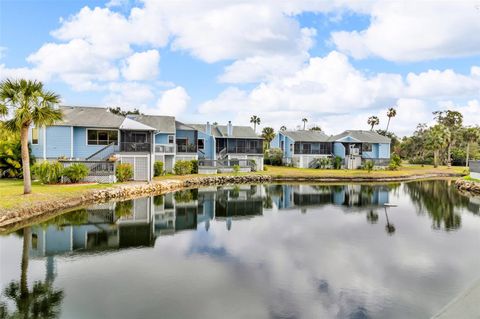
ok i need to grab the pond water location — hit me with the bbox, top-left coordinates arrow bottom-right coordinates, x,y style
1,180 -> 480,319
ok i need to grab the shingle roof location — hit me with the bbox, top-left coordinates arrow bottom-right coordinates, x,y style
175,121 -> 198,131
55,106 -> 125,128
132,115 -> 176,133
329,130 -> 391,143
281,130 -> 330,142
187,123 -> 261,139
119,117 -> 156,131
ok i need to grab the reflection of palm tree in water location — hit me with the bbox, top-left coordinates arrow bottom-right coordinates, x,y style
0,227 -> 64,318
384,207 -> 396,235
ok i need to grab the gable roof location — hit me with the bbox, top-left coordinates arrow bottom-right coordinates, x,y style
132,115 -> 176,133
175,121 -> 198,131
188,123 -> 261,139
55,106 -> 126,128
281,130 -> 330,142
119,117 -> 156,131
329,130 -> 391,143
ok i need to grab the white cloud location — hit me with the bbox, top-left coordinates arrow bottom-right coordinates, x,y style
104,82 -> 155,107
199,51 -> 480,136
121,50 -> 160,81
331,1 -> 480,61
155,86 -> 190,116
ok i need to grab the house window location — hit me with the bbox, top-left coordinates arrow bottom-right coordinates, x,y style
280,140 -> 284,151
87,129 -> 118,145
362,143 -> 372,152
31,127 -> 39,145
198,139 -> 205,151
168,135 -> 174,144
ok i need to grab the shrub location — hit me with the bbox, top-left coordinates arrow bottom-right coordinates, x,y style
154,161 -> 164,177
233,164 -> 240,174
264,148 -> 283,166
116,163 -> 133,182
333,156 -> 343,169
174,160 -> 193,175
32,161 -> 63,184
190,159 -> 198,174
363,160 -> 374,172
250,159 -> 257,172
0,140 -> 34,178
63,163 -> 90,183
388,154 -> 402,171
320,157 -> 332,169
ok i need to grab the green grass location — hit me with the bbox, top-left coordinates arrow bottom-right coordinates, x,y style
0,179 -> 113,211
464,175 -> 480,182
1,164 -> 466,213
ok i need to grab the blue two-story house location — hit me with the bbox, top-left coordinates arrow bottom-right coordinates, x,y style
30,106 -> 157,181
271,129 -> 390,169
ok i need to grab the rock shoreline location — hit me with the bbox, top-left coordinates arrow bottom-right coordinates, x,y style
0,172 -> 464,232
455,179 -> 480,196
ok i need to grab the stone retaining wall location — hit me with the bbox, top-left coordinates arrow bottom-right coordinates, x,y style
455,179 -> 480,196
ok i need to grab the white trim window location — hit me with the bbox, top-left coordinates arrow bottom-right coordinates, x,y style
87,129 -> 119,145
31,127 -> 39,145
168,135 -> 174,144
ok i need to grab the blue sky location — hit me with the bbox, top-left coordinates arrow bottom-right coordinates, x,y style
1,0 -> 480,136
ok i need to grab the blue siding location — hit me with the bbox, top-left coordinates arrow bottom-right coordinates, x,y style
270,134 -> 280,148
333,142 -> 346,158
379,143 -> 390,158
46,126 -> 71,158
72,127 -> 105,159
176,129 -> 196,144
284,136 -> 294,158
30,126 -> 45,159
197,131 -> 215,159
362,144 -> 379,159
155,133 -> 173,144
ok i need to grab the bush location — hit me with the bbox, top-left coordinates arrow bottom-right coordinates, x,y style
363,160 -> 374,172
0,140 -> 34,178
63,163 -> 90,183
116,163 -> 133,182
320,157 -> 332,169
32,161 -> 63,184
154,161 -> 164,177
233,164 -> 240,174
191,159 -> 198,174
333,156 -> 343,169
388,154 -> 402,171
264,148 -> 283,166
174,160 -> 193,175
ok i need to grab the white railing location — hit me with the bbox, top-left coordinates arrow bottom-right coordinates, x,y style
155,144 -> 175,153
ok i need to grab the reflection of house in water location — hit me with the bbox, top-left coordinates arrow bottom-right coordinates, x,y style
30,186 -> 266,258
30,198 -> 155,258
271,184 -> 389,211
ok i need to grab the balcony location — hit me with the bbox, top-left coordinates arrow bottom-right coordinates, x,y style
155,144 -> 175,153
120,142 -> 151,152
176,144 -> 197,153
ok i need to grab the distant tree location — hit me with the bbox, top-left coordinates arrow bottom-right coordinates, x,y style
367,116 -> 380,131
302,118 -> 308,130
250,115 -> 261,133
309,126 -> 322,131
280,125 -> 287,131
385,107 -> 397,132
261,127 -> 275,149
434,110 -> 463,168
212,122 -> 218,125
0,79 -> 62,194
108,106 -> 141,117
463,126 -> 480,167
426,124 -> 450,168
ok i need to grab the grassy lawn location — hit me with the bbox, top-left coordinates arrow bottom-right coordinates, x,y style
1,164 -> 466,213
0,179 -> 113,211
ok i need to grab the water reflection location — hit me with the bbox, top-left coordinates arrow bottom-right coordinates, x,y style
1,181 -> 480,319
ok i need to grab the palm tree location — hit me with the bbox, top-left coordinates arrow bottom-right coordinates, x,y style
261,127 -> 275,149
280,125 -> 287,131
250,115 -> 261,133
0,79 -> 62,194
426,124 -> 450,168
385,107 -> 397,132
367,116 -> 380,131
463,126 -> 480,167
434,110 -> 463,168
302,118 -> 308,130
